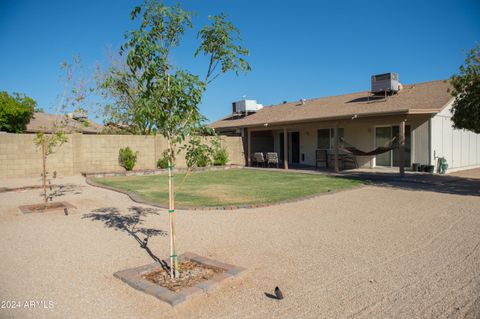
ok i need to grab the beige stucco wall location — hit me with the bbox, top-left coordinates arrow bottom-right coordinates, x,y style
294,122 -> 376,168
268,115 -> 432,169
0,133 -> 245,179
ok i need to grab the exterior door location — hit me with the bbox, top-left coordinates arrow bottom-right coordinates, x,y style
279,133 -> 285,162
291,132 -> 300,164
375,127 -> 392,166
375,125 -> 411,167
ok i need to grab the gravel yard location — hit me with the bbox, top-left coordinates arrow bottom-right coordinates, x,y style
1,169 -> 480,319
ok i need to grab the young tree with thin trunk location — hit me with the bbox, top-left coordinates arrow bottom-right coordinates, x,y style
34,131 -> 68,204
101,0 -> 250,278
33,57 -> 90,205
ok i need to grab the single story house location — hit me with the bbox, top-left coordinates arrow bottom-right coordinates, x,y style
25,112 -> 103,134
210,78 -> 480,174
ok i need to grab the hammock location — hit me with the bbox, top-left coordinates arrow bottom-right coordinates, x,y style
339,136 -> 398,156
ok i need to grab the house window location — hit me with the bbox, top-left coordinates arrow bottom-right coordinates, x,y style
317,128 -> 344,149
329,128 -> 344,148
317,129 -> 330,149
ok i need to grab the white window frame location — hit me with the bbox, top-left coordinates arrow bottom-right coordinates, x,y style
317,127 -> 344,150
373,124 -> 413,167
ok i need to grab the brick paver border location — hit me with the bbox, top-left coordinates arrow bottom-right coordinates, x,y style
18,201 -> 76,214
113,252 -> 246,306
82,164 -> 242,178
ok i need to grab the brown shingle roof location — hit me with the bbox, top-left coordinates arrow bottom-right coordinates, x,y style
211,80 -> 452,129
26,112 -> 103,134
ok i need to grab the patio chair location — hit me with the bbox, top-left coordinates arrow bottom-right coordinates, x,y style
315,149 -> 328,168
342,153 -> 358,170
266,152 -> 279,168
253,152 -> 266,167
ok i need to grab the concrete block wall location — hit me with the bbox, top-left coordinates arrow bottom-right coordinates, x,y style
221,136 -> 246,166
0,134 -> 75,178
0,133 -> 245,179
78,134 -> 156,174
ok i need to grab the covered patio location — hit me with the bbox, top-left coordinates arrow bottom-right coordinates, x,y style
245,113 -> 431,177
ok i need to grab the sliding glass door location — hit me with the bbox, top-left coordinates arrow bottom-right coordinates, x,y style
375,125 -> 411,167
375,127 -> 392,166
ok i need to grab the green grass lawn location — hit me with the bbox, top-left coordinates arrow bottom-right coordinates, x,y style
93,169 -> 363,208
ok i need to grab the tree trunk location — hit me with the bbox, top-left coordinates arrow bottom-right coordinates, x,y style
167,135 -> 178,278
42,140 -> 47,204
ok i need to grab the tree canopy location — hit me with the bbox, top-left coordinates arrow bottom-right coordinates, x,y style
0,91 -> 36,133
98,1 -> 250,136
450,44 -> 480,134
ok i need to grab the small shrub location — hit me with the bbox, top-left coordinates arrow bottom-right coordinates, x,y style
186,143 -> 211,168
118,147 -> 137,171
195,150 -> 211,167
157,151 -> 170,169
184,136 -> 212,168
211,136 -> 229,166
213,148 -> 229,165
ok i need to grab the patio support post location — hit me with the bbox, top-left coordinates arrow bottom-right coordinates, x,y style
334,124 -> 339,173
247,128 -> 252,167
399,120 -> 406,177
283,127 -> 288,170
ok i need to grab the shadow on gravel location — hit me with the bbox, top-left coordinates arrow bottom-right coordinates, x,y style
264,292 -> 278,300
82,206 -> 169,271
40,183 -> 83,201
339,172 -> 480,197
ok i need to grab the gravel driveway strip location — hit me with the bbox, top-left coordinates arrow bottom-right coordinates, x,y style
1,170 -> 480,319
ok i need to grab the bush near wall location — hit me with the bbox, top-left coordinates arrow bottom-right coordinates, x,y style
118,147 -> 138,171
157,151 -> 169,169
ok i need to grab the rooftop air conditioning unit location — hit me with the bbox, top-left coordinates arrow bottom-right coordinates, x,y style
371,72 -> 399,93
72,109 -> 88,120
232,100 -> 263,114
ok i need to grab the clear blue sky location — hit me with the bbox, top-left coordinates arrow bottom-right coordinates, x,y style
1,0 -> 479,123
